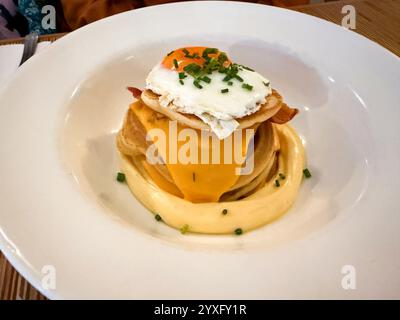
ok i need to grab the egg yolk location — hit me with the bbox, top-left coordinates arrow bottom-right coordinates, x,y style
161,47 -> 231,72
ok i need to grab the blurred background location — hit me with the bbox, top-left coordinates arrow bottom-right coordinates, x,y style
0,0 -> 340,39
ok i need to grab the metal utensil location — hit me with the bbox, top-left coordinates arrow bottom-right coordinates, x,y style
19,33 -> 39,66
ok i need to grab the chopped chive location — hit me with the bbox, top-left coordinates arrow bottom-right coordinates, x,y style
155,214 -> 162,221
279,173 -> 286,180
234,74 -> 244,82
263,81 -> 270,87
241,65 -> 254,72
218,66 -> 227,73
303,168 -> 312,178
172,50 -> 259,92
167,50 -> 174,56
242,83 -> 253,91
116,172 -> 126,183
201,76 -> 211,83
193,80 -> 203,89
234,228 -> 243,235
181,224 -> 189,234
275,179 -> 280,187
211,61 -> 220,71
218,52 -> 228,63
183,63 -> 193,72
222,209 -> 228,215
179,79 -> 184,85
187,53 -> 200,59
202,48 -> 218,58
192,172 -> 196,181
184,63 -> 201,76
184,52 -> 200,59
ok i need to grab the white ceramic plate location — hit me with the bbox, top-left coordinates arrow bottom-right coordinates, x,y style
0,1 -> 399,299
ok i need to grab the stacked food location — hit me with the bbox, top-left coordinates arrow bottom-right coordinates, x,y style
117,47 -> 305,234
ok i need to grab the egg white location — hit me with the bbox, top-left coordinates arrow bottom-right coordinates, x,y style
146,63 -> 272,139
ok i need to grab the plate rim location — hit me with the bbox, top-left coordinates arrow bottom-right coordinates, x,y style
0,1 -> 399,299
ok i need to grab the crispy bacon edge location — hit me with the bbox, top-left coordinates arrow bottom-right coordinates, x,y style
270,103 -> 299,124
127,86 -> 142,99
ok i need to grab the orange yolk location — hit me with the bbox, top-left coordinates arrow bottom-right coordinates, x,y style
161,47 -> 230,72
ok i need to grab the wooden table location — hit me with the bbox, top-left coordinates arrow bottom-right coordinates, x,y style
292,0 -> 399,56
0,0 -> 399,300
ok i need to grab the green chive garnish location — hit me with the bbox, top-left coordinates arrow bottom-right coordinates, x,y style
193,80 -> 203,89
234,228 -> 243,235
169,49 -> 260,92
202,48 -> 218,58
241,65 -> 254,72
181,224 -> 189,234
242,83 -> 253,91
155,214 -> 162,221
189,52 -> 200,59
222,209 -> 228,215
234,75 -> 244,82
167,50 -> 174,56
184,63 -> 201,76
179,80 -> 184,85
279,173 -> 286,180
303,168 -> 312,178
218,66 -> 227,73
275,179 -> 280,187
218,52 -> 228,64
116,172 -> 125,183
201,76 -> 211,83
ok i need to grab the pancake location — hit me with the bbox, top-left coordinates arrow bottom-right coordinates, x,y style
140,89 -> 285,130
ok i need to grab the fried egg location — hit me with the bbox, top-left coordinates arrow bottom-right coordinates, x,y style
146,47 -> 272,139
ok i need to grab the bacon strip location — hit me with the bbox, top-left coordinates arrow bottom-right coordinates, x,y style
270,103 -> 299,124
127,86 -> 142,99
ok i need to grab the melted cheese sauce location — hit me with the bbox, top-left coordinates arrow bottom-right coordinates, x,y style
119,124 -> 305,234
130,101 -> 253,202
